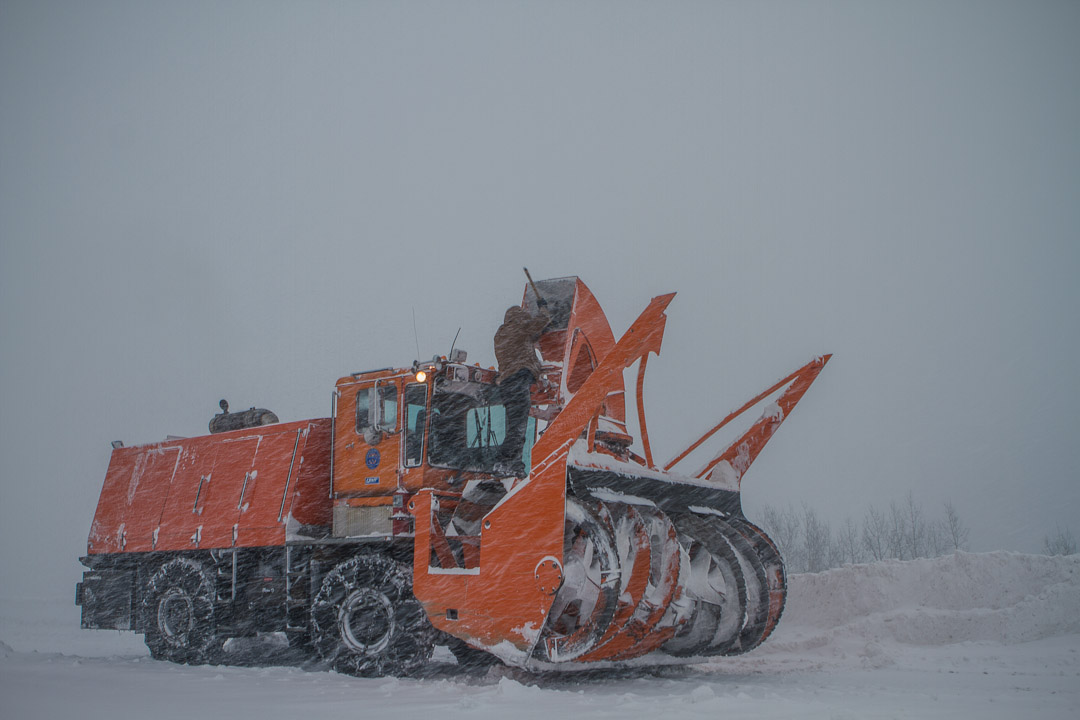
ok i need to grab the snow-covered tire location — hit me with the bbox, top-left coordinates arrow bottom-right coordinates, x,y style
310,554 -> 435,677
142,558 -> 224,665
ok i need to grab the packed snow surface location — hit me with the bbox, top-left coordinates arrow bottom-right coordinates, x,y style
2,551 -> 1077,719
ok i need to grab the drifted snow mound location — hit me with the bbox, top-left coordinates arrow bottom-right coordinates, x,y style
779,551 -> 1080,647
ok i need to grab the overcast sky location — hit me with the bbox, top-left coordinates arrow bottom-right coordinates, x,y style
2,1 -> 1078,599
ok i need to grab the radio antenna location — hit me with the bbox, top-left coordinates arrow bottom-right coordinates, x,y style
449,327 -> 461,359
412,307 -> 421,361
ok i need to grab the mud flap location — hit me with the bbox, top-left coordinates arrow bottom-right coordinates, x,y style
78,568 -> 135,630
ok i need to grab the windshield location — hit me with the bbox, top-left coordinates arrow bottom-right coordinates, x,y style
429,377 -> 511,472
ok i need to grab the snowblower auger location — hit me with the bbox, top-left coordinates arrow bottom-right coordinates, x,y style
77,275 -> 829,675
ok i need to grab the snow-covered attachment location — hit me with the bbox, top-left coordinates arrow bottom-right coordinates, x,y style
411,278 -> 829,667
76,276 -> 829,675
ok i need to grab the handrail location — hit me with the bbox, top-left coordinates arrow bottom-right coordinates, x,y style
328,391 -> 338,498
278,427 -> 302,522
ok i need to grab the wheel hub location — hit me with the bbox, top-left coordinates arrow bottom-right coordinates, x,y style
339,588 -> 395,654
158,588 -> 194,644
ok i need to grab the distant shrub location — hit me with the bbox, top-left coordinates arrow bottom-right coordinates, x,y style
1043,525 -> 1078,556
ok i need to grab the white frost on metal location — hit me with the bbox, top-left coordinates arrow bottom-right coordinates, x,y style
284,512 -> 299,541
588,486 -> 657,507
703,438 -> 752,490
514,621 -> 541,644
480,639 -> 531,665
425,566 -> 480,576
688,505 -> 730,518
596,416 -> 626,434
764,401 -> 784,422
126,453 -> 146,504
566,443 -> 719,489
709,460 -> 740,491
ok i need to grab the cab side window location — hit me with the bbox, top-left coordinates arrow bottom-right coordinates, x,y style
377,383 -> 398,431
403,383 -> 427,467
356,383 -> 399,434
355,388 -> 373,432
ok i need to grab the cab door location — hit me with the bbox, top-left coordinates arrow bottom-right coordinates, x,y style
332,377 -> 402,496
402,382 -> 429,470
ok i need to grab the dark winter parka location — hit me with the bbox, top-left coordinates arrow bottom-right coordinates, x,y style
494,306 -> 550,383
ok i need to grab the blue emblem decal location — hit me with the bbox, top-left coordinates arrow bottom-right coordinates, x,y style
365,476 -> 380,485
365,448 -> 380,469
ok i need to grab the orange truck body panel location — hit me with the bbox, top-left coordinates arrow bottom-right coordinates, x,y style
88,419 -> 331,555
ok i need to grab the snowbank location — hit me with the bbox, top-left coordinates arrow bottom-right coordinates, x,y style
710,550 -> 1080,677
781,551 -> 1080,646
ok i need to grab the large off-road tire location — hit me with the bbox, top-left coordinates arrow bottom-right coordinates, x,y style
310,554 -> 435,677
142,558 -> 224,664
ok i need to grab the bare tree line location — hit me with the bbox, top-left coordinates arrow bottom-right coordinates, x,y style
757,494 -> 1077,574
1044,524 -> 1078,556
756,493 -> 970,574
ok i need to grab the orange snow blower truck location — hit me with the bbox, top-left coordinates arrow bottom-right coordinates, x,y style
77,276 -> 829,675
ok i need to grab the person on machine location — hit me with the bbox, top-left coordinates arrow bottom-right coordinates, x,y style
493,297 -> 550,476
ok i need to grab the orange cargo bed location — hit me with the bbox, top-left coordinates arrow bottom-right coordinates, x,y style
87,419 -> 331,554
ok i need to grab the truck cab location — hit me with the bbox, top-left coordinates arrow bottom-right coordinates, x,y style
329,361 -> 536,539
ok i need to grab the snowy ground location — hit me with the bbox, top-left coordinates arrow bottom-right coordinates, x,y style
2,552 -> 1078,719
